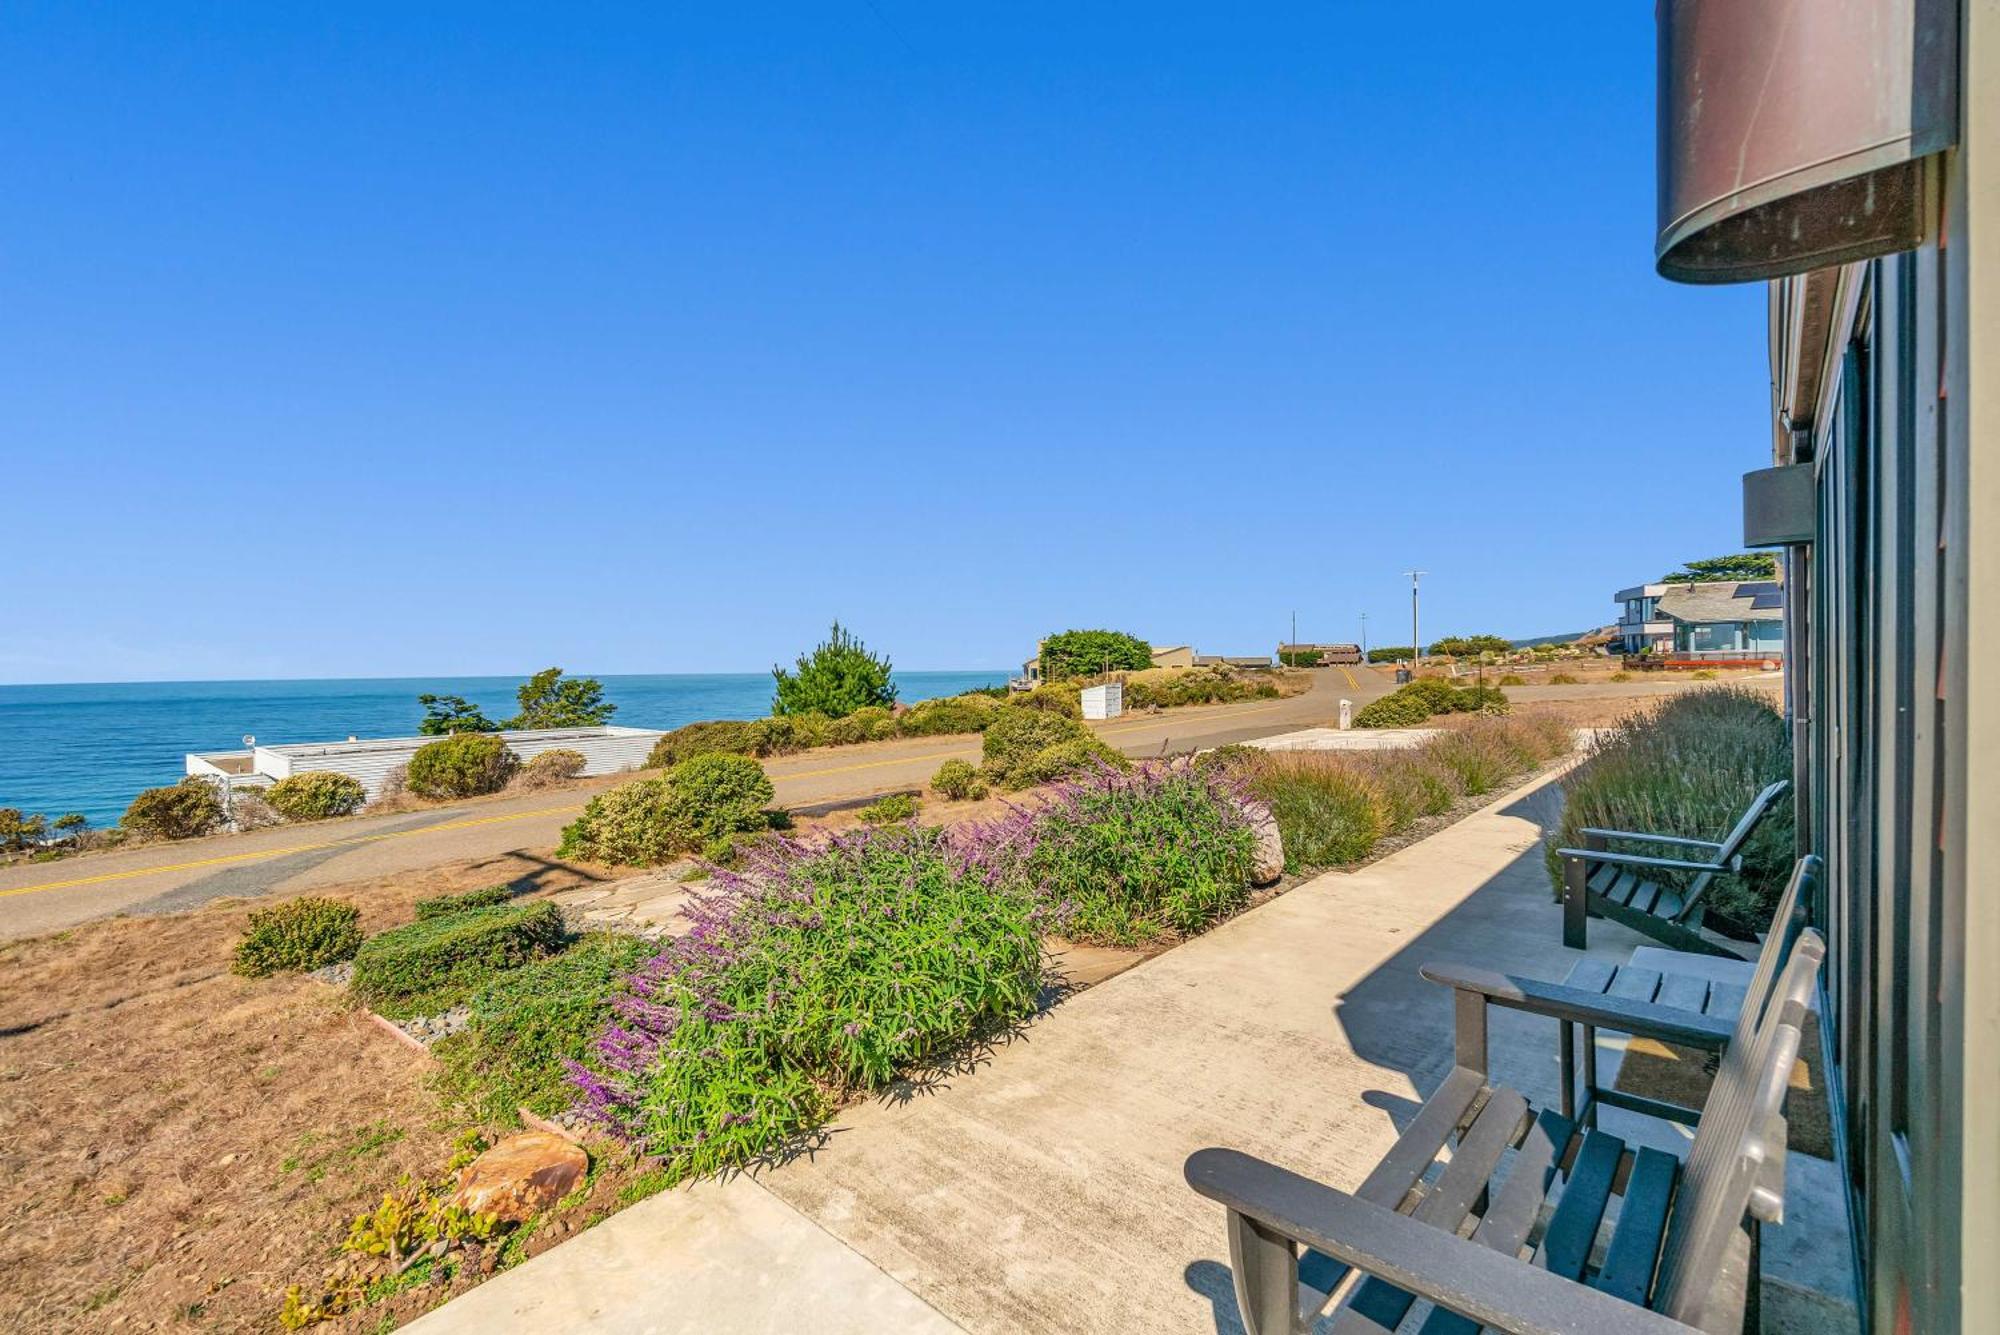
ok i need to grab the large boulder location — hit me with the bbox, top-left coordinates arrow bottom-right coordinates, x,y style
450,1132 -> 588,1223
1243,799 -> 1284,886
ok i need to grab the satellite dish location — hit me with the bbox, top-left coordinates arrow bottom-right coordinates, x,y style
243,734 -> 256,747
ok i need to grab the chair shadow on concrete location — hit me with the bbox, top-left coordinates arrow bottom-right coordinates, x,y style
1185,778 -> 1612,1332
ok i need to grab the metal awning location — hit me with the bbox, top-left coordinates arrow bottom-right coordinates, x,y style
1655,0 -> 1956,284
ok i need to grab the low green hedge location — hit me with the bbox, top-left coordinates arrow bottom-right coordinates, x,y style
350,902 -> 567,1018
232,897 -> 363,977
413,884 -> 514,920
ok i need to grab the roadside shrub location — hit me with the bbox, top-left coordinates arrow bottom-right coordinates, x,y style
1690,669 -> 1720,680
1006,683 -> 1083,717
414,884 -> 514,919
1609,671 -> 1634,683
229,787 -> 283,831
122,778 -> 225,841
756,713 -> 831,753
515,748 -> 586,790
647,720 -> 765,768
265,771 -> 367,822
571,826 -> 1042,1183
1400,677 -> 1463,714
824,705 -> 898,746
1457,684 -> 1511,714
930,758 -> 988,801
1547,687 -> 1792,927
1015,737 -> 1130,787
232,897 -> 363,977
1123,669 -> 1279,710
1549,672 -> 1581,685
558,755 -> 775,866
1038,629 -> 1151,680
1353,693 -> 1433,729
406,732 -> 518,799
350,902 -> 567,1018
982,708 -> 1091,786
896,693 -> 1003,737
993,762 -> 1258,943
859,792 -> 919,825
772,621 -> 897,718
433,932 -> 654,1123
1498,673 -> 1527,686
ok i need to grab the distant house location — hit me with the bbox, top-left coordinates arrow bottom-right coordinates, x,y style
1613,580 -> 1785,659
1193,653 -> 1275,669
1149,645 -> 1196,669
1276,642 -> 1363,665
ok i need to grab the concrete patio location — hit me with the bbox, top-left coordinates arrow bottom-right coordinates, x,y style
409,769 -> 1855,1334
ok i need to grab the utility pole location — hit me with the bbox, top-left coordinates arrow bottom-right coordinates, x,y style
1404,571 -> 1427,669
1290,610 -> 1297,654
1360,611 -> 1369,657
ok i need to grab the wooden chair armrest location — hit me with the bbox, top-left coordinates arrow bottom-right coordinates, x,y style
1185,1148 -> 1697,1335
1419,961 -> 1735,1051
1577,828 -> 1726,853
1554,847 -> 1730,875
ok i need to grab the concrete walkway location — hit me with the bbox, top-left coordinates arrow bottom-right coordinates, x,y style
403,768 -> 1852,1332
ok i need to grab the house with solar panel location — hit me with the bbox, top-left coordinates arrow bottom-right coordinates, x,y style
1613,579 -> 1784,663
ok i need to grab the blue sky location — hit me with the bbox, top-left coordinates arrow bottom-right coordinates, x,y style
0,4 -> 1767,684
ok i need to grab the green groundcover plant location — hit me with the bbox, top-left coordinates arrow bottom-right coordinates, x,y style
233,897 -> 364,977
569,826 -> 1043,1184
350,902 -> 567,1018
413,884 -> 514,920
1546,687 -> 1793,928
432,932 -> 654,1123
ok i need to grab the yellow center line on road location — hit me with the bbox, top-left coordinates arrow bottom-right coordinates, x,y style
4,697 -> 1319,901
0,804 -> 586,898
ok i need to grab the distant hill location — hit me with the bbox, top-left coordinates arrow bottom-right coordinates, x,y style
1509,627 -> 1612,649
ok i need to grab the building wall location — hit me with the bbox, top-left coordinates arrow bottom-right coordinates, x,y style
1770,39 -> 1996,1325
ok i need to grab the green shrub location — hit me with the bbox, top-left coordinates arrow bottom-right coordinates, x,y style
1015,737 -> 1130,787
1399,677 -> 1463,714
516,748 -> 587,789
824,705 -> 898,746
772,621 -> 897,718
559,755 -> 775,866
122,778 -> 225,841
896,693 -> 1003,737
573,826 -> 1042,1183
232,897 -> 363,977
264,771 -> 367,822
432,933 -> 654,1123
1366,645 -> 1418,664
1690,669 -> 1720,680
1353,693 -> 1433,728
756,713 -> 831,753
647,719 -> 764,768
1005,683 -> 1083,717
350,902 -> 567,1018
1549,672 -> 1581,685
1498,673 -> 1527,686
930,758 -> 989,801
859,792 -> 919,824
1456,684 -> 1511,714
1038,629 -> 1151,681
1547,687 -> 1793,926
1609,671 -> 1633,683
413,884 -> 514,919
406,732 -> 517,799
1428,634 -> 1513,657
980,709 -> 1125,789
1010,762 -> 1258,943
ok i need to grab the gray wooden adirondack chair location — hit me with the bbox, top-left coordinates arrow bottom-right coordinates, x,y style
1556,780 -> 1789,959
1551,854 -> 1818,1131
1185,919 -> 1826,1334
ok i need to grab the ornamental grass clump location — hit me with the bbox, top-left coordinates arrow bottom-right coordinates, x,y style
1244,753 -> 1392,870
569,826 -> 1042,1183
1547,687 -> 1792,927
986,761 -> 1260,943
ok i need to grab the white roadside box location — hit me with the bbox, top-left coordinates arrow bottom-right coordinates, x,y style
1080,683 -> 1124,720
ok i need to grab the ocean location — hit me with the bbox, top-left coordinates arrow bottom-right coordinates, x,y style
0,670 -> 1010,829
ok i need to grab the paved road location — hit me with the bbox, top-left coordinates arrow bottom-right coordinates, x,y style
0,668 -> 1389,941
